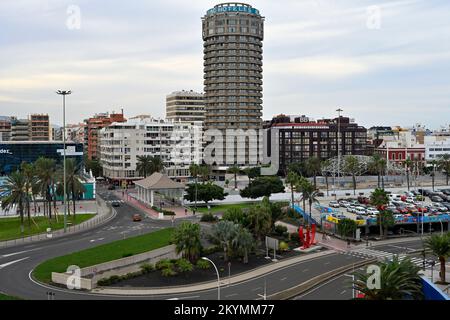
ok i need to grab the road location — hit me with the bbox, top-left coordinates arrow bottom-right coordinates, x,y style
0,186 -> 371,300
296,238 -> 442,300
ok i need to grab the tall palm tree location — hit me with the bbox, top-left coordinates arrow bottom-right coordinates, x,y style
172,221 -> 202,262
321,159 -> 331,196
228,165 -> 241,190
369,154 -> 387,188
424,233 -> 450,283
437,154 -> 450,186
0,171 -> 28,234
370,188 -> 389,238
210,220 -> 238,261
295,176 -> 309,211
232,226 -> 254,264
285,170 -> 299,204
20,162 -> 36,227
136,155 -> 152,178
305,157 -> 321,189
344,156 -> 360,195
404,158 -> 414,191
429,160 -> 438,191
198,164 -> 211,183
353,257 -> 423,300
299,180 -> 319,219
248,204 -> 272,243
57,159 -> 86,222
35,157 -> 57,220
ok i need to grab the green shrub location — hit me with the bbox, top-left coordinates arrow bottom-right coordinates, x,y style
176,259 -> 194,273
97,278 -> 110,286
196,259 -> 211,270
156,259 -> 173,270
274,225 -> 288,236
122,253 -> 133,258
202,245 -> 220,256
161,267 -> 177,277
200,212 -> 218,222
163,210 -> 175,216
290,232 -> 300,243
140,263 -> 154,274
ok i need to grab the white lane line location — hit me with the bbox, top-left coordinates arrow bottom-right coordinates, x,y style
0,257 -> 29,269
1,250 -> 34,258
340,290 -> 347,295
302,269 -> 309,273
175,295 -> 200,300
324,262 -> 330,265
252,287 -> 262,292
225,293 -> 238,298
280,277 -> 288,281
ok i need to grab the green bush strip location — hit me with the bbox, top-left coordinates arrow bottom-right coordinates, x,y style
0,293 -> 21,300
194,202 -> 289,214
0,214 -> 95,241
33,228 -> 174,283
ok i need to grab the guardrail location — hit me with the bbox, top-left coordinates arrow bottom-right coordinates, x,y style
291,204 -> 318,225
0,196 -> 116,249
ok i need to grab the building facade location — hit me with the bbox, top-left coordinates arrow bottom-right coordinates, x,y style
99,117 -> 202,184
202,3 -> 264,167
0,141 -> 83,175
0,116 -> 11,142
264,115 -> 368,174
425,134 -> 450,161
29,114 -> 50,141
10,118 -> 30,141
375,130 -> 425,166
85,112 -> 126,160
166,90 -> 205,123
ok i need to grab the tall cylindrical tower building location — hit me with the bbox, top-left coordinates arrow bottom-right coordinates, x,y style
202,3 -> 264,168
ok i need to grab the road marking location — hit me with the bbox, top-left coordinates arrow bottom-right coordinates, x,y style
340,290 -> 347,295
0,257 -> 29,269
225,293 -> 238,298
252,287 -> 262,292
324,262 -> 330,265
302,269 -> 309,272
1,249 -> 35,258
172,295 -> 200,300
280,277 -> 287,281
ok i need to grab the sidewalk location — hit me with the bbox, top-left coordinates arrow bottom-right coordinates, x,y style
92,250 -> 335,296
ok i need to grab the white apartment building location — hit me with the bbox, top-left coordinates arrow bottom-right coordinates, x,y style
425,134 -> 450,161
99,116 -> 202,183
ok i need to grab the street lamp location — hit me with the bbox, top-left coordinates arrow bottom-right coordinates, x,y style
56,90 -> 72,233
336,108 -> 343,191
202,257 -> 220,300
343,273 -> 355,299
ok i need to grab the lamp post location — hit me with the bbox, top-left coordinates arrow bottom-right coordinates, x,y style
56,90 -> 71,233
336,108 -> 343,191
202,257 -> 220,300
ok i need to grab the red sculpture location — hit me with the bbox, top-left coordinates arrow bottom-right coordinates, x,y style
298,224 -> 317,250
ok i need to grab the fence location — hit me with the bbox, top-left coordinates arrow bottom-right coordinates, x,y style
0,196 -> 116,249
291,204 -> 318,225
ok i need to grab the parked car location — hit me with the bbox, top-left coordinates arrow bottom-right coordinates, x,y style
355,207 -> 367,215
112,201 -> 121,207
418,189 -> 431,196
329,201 -> 340,208
132,214 -> 142,222
107,185 -> 116,190
366,208 -> 379,215
431,196 -> 444,202
357,196 -> 370,205
440,202 -> 450,210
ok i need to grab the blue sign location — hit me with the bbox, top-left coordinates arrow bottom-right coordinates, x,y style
207,5 -> 260,16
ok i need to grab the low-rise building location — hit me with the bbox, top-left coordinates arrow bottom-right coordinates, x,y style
99,116 -> 202,184
166,90 -> 205,124
425,134 -> 450,161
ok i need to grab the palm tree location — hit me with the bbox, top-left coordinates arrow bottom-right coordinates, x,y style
232,226 -> 254,264
20,162 -> 36,227
369,154 -> 387,188
59,159 -> 86,222
150,156 -> 164,174
136,155 -> 153,178
305,157 -> 321,189
424,233 -> 450,283
429,160 -> 438,191
404,158 -> 414,191
248,204 -> 272,243
35,157 -> 57,220
437,154 -> 450,186
299,180 -> 320,219
370,188 -> 389,238
189,163 -> 200,210
228,165 -> 241,190
353,256 -> 423,300
321,159 -> 331,196
172,221 -> 202,262
285,170 -> 299,204
210,220 -> 238,261
0,171 -> 28,234
198,164 -> 211,183
295,176 -> 309,211
344,156 -> 360,195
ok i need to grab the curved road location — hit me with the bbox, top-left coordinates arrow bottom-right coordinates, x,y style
0,187 -> 366,300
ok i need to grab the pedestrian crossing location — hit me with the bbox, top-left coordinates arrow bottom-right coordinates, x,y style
342,247 -> 431,268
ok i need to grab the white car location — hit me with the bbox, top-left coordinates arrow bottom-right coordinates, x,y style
329,201 -> 340,208
355,208 -> 366,215
366,208 -> 380,215
405,197 -> 415,203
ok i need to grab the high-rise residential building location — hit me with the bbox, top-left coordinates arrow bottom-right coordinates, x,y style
166,90 -> 205,124
29,114 -> 50,141
263,115 -> 368,174
85,112 -> 126,160
202,3 -> 264,169
0,116 -> 11,141
10,117 -> 30,141
99,116 -> 202,184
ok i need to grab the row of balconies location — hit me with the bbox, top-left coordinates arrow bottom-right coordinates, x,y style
204,65 -> 262,72
204,58 -> 262,67
204,84 -> 262,91
204,79 -> 263,86
204,46 -> 263,55
205,52 -> 263,60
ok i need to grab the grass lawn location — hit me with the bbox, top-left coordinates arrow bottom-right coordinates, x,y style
33,228 -> 174,283
194,201 -> 290,214
0,214 -> 95,241
0,293 -> 21,300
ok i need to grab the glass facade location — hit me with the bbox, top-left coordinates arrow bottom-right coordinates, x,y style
0,142 -> 83,175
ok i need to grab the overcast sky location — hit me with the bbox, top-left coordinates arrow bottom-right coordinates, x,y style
0,0 -> 449,129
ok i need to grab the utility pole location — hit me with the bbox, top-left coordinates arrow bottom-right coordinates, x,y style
336,108 -> 343,191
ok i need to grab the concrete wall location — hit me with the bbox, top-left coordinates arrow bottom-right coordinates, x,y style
51,244 -> 180,290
